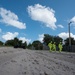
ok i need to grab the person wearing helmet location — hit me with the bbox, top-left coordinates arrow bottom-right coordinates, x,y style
48,41 -> 53,52
53,42 -> 56,51
58,42 -> 63,52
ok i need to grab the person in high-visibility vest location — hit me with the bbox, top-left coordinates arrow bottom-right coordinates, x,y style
53,42 -> 56,51
48,41 -> 53,52
58,42 -> 63,52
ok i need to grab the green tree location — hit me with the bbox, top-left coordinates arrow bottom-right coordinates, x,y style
18,40 -> 22,47
5,37 -> 20,46
5,40 -> 14,46
64,37 -> 75,46
27,43 -> 32,49
22,41 -> 27,49
0,41 -> 4,46
53,36 -> 63,46
43,34 -> 63,46
13,37 -> 19,45
32,40 -> 43,50
43,34 -> 53,45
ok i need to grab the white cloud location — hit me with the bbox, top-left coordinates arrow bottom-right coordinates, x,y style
0,8 -> 26,29
19,37 -> 31,44
70,16 -> 75,23
27,4 -> 57,30
57,24 -> 64,28
38,34 -> 44,43
2,32 -> 19,40
58,32 -> 75,40
70,16 -> 75,28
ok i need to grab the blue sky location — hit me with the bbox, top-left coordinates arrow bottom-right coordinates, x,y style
0,0 -> 75,44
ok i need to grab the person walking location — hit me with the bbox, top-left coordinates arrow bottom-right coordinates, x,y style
48,41 -> 53,52
53,42 -> 56,51
58,42 -> 63,52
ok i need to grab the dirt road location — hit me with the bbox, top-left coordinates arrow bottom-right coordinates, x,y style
0,47 -> 75,75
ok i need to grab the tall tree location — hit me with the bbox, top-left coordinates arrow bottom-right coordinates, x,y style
43,34 -> 63,46
43,34 -> 53,45
13,37 -> 19,45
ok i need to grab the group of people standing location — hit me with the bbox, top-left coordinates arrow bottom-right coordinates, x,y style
48,41 -> 63,52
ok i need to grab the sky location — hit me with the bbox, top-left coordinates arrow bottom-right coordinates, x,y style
0,0 -> 75,44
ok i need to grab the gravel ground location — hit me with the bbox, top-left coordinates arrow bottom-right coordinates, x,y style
0,47 -> 75,75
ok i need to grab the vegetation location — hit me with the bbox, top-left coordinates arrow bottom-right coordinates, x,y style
64,37 -> 75,46
43,34 -> 63,46
0,41 -> 4,46
4,37 -> 27,49
0,34 -> 75,51
32,40 -> 43,50
27,43 -> 32,49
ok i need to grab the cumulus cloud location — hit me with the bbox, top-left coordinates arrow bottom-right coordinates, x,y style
27,4 -> 57,30
38,34 -> 44,42
57,25 -> 64,28
58,32 -> 75,40
19,37 -> 31,44
69,16 -> 75,28
2,32 -> 19,40
0,8 -> 26,29
70,16 -> 75,23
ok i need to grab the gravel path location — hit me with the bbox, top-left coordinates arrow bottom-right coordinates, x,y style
0,47 -> 75,75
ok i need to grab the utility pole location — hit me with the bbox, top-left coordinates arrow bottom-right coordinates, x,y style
68,22 -> 72,51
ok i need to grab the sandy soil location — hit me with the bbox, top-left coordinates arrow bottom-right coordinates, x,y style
0,47 -> 75,75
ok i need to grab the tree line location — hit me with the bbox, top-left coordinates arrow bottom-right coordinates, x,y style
0,34 -> 75,50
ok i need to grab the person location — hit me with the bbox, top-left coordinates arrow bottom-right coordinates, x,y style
58,42 -> 63,52
53,42 -> 56,51
48,41 -> 53,52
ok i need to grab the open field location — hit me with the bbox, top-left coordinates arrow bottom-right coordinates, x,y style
0,47 -> 75,75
